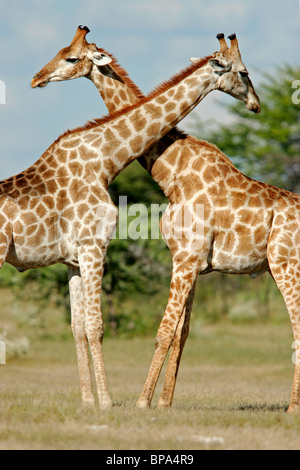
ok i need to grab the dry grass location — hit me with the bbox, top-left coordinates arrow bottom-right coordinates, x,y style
1,313 -> 300,450
0,287 -> 300,450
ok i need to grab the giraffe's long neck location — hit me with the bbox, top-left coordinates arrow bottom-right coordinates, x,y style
3,59 -> 216,205
88,59 -> 188,175
69,58 -> 216,187
89,61 -> 142,112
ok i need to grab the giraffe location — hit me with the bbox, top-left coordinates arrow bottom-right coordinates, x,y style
32,27 -> 263,409
1,35 -> 260,410
34,28 -> 300,413
31,26 -> 143,112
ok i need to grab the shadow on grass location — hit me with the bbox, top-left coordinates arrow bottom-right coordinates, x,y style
171,399 -> 290,413
236,402 -> 289,412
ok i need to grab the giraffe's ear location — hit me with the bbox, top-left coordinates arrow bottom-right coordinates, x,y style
91,52 -> 112,66
190,57 -> 202,65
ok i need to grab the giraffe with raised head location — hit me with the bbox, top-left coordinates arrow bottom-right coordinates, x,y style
1,36 -> 260,410
32,27 -> 264,409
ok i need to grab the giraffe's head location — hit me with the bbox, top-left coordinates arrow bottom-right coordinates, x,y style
31,25 -> 112,88
191,34 -> 261,113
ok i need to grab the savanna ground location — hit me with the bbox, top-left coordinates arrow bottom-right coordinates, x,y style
1,285 -> 300,451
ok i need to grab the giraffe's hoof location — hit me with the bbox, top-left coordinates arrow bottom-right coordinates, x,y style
136,399 -> 150,410
287,404 -> 300,413
99,398 -> 113,410
157,399 -> 172,409
82,399 -> 96,412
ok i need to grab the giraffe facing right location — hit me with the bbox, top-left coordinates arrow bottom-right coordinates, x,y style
33,28 -> 300,413
31,28 -> 268,410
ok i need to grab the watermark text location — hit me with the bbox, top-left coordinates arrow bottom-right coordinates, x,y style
95,197 -> 205,247
292,80 -> 300,105
0,341 -> 6,365
0,80 -> 6,105
292,340 -> 300,365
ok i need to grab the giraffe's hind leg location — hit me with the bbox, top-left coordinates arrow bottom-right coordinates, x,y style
289,322 -> 300,412
268,237 -> 300,412
272,275 -> 300,412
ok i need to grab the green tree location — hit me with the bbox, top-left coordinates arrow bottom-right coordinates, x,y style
0,161 -> 172,336
109,160 -> 167,206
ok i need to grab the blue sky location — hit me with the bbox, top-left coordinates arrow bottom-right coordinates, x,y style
0,0 -> 299,179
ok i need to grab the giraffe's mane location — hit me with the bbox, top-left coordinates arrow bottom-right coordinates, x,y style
102,50 -> 145,101
59,55 -> 213,142
147,56 -> 213,100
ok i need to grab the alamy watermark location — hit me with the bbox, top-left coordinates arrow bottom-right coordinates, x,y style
0,80 -> 6,105
292,341 -> 300,365
292,80 -> 300,105
95,197 -> 205,248
0,341 -> 6,365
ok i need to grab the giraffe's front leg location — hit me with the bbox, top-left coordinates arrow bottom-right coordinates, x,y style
157,280 -> 197,408
78,243 -> 112,410
136,260 -> 200,409
68,267 -> 95,410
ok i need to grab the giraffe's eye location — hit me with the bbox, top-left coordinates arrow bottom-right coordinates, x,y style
239,71 -> 248,78
66,58 -> 79,64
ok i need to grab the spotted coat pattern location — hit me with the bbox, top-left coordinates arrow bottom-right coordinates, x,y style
0,34 -> 259,410
33,29 -> 300,413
